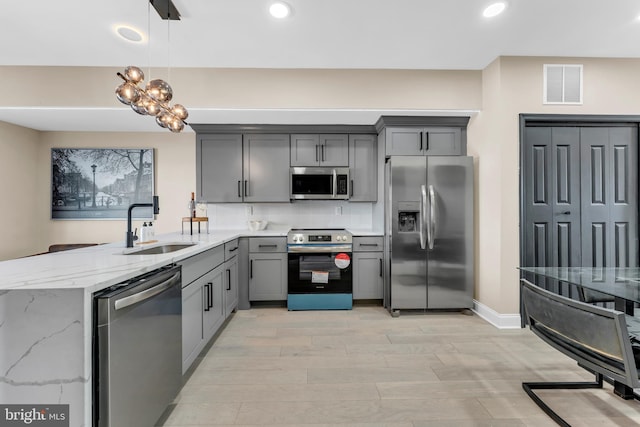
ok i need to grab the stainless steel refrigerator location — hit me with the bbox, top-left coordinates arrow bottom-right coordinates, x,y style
385,156 -> 474,312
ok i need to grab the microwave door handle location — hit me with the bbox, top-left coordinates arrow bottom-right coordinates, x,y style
333,169 -> 337,198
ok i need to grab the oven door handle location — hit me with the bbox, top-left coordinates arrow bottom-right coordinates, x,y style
332,169 -> 337,198
287,245 -> 353,253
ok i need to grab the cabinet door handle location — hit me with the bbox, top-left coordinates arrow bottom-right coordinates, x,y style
425,132 -> 429,151
226,270 -> 231,291
204,283 -> 211,311
379,259 -> 383,277
250,260 -> 253,279
419,132 -> 423,151
244,180 -> 248,198
238,181 -> 242,198
258,244 -> 278,248
321,145 -> 325,162
359,243 -> 379,247
350,180 -> 354,197
208,283 -> 214,309
229,247 -> 238,252
316,144 -> 319,162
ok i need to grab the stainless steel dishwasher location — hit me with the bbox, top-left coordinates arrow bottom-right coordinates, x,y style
93,264 -> 182,427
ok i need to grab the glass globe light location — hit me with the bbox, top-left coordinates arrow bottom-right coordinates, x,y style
146,79 -> 173,102
171,104 -> 188,120
124,66 -> 145,83
130,97 -> 148,115
115,82 -> 140,105
156,111 -> 172,128
143,97 -> 162,116
168,118 -> 184,133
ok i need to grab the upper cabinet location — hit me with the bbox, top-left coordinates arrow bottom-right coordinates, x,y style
376,116 -> 469,157
348,134 -> 377,202
197,133 -> 289,203
290,134 -> 349,167
384,127 -> 462,156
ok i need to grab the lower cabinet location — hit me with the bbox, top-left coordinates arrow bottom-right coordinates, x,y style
353,236 -> 384,300
180,244 -> 233,374
224,254 -> 239,316
248,237 -> 287,301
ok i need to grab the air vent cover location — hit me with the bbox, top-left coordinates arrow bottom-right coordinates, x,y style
543,64 -> 583,104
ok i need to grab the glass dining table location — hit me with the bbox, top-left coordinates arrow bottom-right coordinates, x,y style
519,266 -> 640,314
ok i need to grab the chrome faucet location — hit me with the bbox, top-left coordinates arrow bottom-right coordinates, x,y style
126,196 -> 159,248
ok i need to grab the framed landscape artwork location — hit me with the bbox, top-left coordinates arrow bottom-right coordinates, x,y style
51,148 -> 155,220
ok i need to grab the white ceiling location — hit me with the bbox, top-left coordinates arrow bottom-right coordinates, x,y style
1,0 -> 639,131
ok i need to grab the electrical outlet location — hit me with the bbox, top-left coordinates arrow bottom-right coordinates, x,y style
335,206 -> 342,215
246,205 -> 253,216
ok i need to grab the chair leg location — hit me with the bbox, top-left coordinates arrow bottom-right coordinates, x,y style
522,373 -> 603,427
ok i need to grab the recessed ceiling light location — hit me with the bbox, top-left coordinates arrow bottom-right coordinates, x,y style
483,2 -> 507,18
115,25 -> 144,43
269,2 -> 291,19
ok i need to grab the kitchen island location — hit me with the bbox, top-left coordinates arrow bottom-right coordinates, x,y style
0,229 -> 286,427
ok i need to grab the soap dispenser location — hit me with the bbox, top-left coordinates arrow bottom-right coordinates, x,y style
148,222 -> 154,240
140,222 -> 148,243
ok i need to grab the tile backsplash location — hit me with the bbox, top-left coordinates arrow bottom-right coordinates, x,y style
206,201 -> 375,231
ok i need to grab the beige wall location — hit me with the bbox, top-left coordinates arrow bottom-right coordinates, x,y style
0,121 -> 40,260
472,56 -> 640,314
2,59 -> 640,316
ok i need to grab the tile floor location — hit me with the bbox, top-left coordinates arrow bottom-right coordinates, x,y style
160,306 -> 640,426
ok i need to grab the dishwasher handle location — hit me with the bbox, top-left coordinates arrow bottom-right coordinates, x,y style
114,271 -> 180,311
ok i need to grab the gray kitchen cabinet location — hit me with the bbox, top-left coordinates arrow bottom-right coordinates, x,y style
197,133 -> 289,203
243,134 -> 290,202
353,236 -> 384,300
223,239 -> 239,316
179,245 -> 226,374
197,134 -> 243,203
248,237 -> 287,301
384,127 -> 462,156
348,134 -> 377,202
290,134 -> 349,167
202,264 -> 225,343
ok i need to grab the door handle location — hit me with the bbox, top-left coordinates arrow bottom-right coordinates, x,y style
229,247 -> 238,252
359,243 -> 379,247
237,180 -> 242,198
379,258 -> 383,277
204,283 -> 211,311
428,185 -> 436,250
258,244 -> 277,248
350,179 -> 354,197
316,145 -> 319,162
333,169 -> 337,198
250,259 -> 253,279
244,180 -> 248,198
419,132 -> 423,151
419,185 -> 427,250
425,132 -> 429,151
321,145 -> 325,162
226,270 -> 231,291
560,211 -> 571,215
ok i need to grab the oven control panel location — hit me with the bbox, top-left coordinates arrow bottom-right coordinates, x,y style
287,230 -> 352,245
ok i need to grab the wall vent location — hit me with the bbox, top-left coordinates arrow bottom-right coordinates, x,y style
543,64 -> 583,104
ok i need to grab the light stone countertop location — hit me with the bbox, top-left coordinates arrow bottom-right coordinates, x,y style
0,226 -> 381,292
0,228 -> 287,292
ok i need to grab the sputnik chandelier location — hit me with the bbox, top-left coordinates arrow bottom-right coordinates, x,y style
116,66 -> 188,133
115,0 -> 188,133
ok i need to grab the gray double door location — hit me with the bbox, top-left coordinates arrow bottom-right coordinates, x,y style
522,125 -> 638,277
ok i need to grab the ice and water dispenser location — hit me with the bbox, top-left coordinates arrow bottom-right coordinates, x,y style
397,202 -> 419,232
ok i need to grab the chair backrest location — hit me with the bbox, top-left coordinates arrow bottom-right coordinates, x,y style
521,278 -> 639,388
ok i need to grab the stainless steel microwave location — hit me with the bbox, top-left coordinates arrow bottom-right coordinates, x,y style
290,167 -> 350,200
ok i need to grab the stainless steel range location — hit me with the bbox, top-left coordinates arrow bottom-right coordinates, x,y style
287,228 -> 353,310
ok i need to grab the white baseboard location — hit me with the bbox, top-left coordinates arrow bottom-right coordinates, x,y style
472,299 -> 522,329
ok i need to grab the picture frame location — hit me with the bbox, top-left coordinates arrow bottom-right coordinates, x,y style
51,148 -> 155,220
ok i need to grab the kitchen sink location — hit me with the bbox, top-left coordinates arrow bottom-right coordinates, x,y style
123,243 -> 196,255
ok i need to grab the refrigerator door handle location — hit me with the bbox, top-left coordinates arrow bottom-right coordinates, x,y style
428,184 -> 436,250
419,185 -> 427,250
